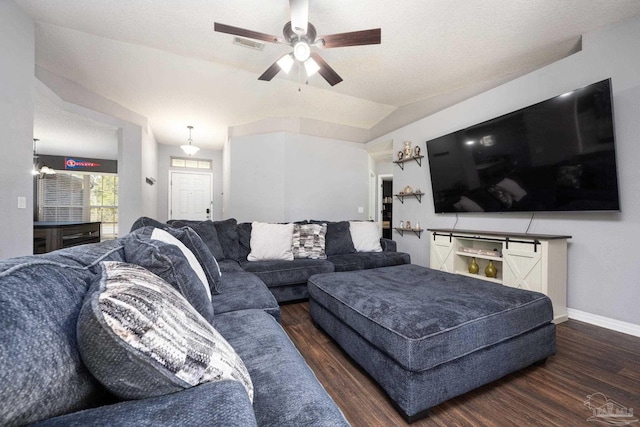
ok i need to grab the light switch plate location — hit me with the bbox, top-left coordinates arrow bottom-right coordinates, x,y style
17,196 -> 26,209
357,206 -> 364,213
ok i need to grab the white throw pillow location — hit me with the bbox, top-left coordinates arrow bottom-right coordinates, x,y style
248,222 -> 295,261
349,221 -> 382,252
495,178 -> 527,202
151,228 -> 211,301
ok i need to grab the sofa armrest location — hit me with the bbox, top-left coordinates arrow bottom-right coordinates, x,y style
380,238 -> 397,252
32,381 -> 257,427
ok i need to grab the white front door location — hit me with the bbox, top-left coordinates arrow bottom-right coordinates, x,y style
169,171 -> 213,220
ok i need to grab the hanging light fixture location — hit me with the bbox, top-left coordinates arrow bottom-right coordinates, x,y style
181,125 -> 200,156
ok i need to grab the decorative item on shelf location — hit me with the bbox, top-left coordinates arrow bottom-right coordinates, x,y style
399,221 -> 404,228
397,151 -> 404,161
404,185 -> 413,194
468,257 -> 479,274
405,220 -> 411,229
403,141 -> 413,157
415,188 -> 422,194
414,221 -> 420,230
181,125 -> 200,156
414,145 -> 421,157
485,260 -> 498,278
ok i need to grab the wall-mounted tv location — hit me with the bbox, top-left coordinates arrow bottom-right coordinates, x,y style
426,79 -> 620,214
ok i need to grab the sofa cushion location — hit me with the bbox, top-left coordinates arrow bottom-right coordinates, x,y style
218,259 -> 245,273
323,221 -> 356,255
328,251 -> 411,272
237,222 -> 252,261
123,230 -> 214,323
32,381 -> 258,427
130,221 -> 222,295
240,258 -> 334,288
248,222 -> 294,261
0,256 -> 115,426
212,272 -> 280,321
77,262 -> 253,402
292,223 -> 327,259
214,309 -> 349,427
349,221 -> 382,252
167,219 -> 226,262
213,218 -> 240,261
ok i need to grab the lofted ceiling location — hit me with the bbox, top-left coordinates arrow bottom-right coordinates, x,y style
16,0 -> 640,152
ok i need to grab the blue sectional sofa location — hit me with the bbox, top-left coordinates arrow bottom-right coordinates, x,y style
166,218 -> 411,302
0,225 -> 349,426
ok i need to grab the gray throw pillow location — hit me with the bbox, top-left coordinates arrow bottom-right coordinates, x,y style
130,225 -> 222,295
323,221 -> 356,256
168,219 -> 226,262
77,262 -> 253,402
122,231 -> 215,324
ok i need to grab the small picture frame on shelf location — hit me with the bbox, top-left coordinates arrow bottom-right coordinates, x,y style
414,145 -> 421,157
397,151 -> 404,161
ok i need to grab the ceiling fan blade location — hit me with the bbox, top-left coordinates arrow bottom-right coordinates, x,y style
319,28 -> 381,48
214,22 -> 283,44
310,53 -> 343,86
289,0 -> 309,36
258,60 -> 281,82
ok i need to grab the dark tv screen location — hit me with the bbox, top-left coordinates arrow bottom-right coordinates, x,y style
426,79 -> 620,213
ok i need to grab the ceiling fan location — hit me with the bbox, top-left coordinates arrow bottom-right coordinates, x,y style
214,0 -> 381,86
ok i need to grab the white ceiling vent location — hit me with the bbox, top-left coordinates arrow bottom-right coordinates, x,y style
233,37 -> 265,51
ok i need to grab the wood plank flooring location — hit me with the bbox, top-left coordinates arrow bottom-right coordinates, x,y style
280,302 -> 640,427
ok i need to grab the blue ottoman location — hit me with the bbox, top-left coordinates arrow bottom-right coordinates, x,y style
308,264 -> 556,422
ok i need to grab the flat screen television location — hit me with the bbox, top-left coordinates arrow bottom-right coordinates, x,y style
426,78 -> 620,213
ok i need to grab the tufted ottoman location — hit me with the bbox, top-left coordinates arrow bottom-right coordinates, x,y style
308,264 -> 556,422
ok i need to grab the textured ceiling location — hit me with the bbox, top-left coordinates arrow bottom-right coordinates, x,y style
15,0 -> 640,151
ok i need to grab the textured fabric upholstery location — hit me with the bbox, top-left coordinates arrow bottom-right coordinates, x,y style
77,262 -> 252,401
328,252 -> 411,272
311,302 -> 555,418
379,237 -> 397,252
122,232 -> 215,323
129,220 -> 223,294
0,260 -> 115,425
213,272 -> 281,321
32,381 -> 257,427
308,264 -> 554,372
167,219 -> 226,262
321,221 -> 357,255
237,222 -> 252,261
240,258 -> 334,288
212,218 -> 240,261
218,259 -> 244,273
214,309 -> 350,427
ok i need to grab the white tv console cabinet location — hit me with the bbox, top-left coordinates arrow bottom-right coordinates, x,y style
428,228 -> 570,323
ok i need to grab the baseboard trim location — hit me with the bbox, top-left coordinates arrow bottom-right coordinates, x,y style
567,308 -> 640,337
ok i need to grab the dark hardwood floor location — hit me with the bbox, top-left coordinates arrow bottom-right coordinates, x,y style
280,302 -> 640,427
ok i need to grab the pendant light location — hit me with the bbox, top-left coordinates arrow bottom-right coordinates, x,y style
181,125 -> 200,156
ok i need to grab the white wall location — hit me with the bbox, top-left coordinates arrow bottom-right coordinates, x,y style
369,16 -> 640,326
0,2 -> 34,259
226,132 -> 370,223
156,144 -> 223,223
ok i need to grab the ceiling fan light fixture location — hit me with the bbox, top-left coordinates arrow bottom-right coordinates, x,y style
304,57 -> 320,77
293,41 -> 311,62
277,53 -> 295,73
181,125 -> 200,156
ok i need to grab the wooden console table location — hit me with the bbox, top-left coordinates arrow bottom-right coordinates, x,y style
428,228 -> 571,323
34,221 -> 101,254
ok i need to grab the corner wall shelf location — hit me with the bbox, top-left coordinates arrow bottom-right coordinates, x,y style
393,155 -> 424,170
394,191 -> 424,203
394,228 -> 424,238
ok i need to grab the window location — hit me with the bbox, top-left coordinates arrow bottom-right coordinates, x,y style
171,157 -> 212,170
38,172 -> 119,240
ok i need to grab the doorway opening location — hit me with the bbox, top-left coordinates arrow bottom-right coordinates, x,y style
379,174 -> 393,239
